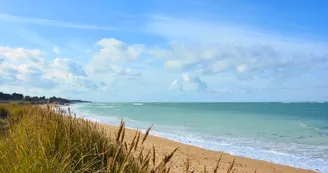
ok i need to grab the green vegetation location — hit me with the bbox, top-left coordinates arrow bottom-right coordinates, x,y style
0,103 -> 236,173
0,91 -> 72,104
0,104 -> 179,172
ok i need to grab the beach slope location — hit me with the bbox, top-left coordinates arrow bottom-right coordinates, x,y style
99,123 -> 316,173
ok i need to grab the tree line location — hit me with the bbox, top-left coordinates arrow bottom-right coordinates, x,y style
0,92 -> 70,104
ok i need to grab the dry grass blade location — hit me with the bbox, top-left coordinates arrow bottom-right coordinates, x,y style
122,138 -> 137,165
142,124 -> 153,145
185,158 -> 190,173
126,141 -> 135,158
156,147 -> 179,170
139,154 -> 150,172
130,129 -> 138,148
144,149 -> 151,163
113,144 -> 123,167
166,165 -> 171,173
124,142 -> 128,151
227,158 -> 236,173
106,158 -> 113,173
152,145 -> 156,166
213,151 -> 223,173
162,167 -> 167,173
137,146 -> 145,166
164,147 -> 178,164
204,165 -> 207,173
134,131 -> 141,151
115,162 -> 119,172
120,122 -> 125,143
120,161 -> 129,173
116,119 -> 124,142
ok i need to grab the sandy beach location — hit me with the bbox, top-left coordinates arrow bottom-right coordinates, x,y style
2,0 -> 327,171
98,123 -> 316,173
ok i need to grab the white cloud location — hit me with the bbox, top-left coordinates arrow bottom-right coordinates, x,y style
147,46 -> 172,59
87,38 -> 144,83
147,42 -> 328,81
120,68 -> 141,77
209,60 -> 230,73
16,64 -> 57,88
103,65 -> 141,77
47,58 -> 104,90
53,47 -> 59,55
94,38 -> 145,62
85,36 -> 328,98
181,73 -> 190,81
1,31 -> 327,101
170,80 -> 178,88
0,62 -> 57,89
0,64 -> 18,84
54,58 -> 86,76
0,47 -> 56,89
0,47 -> 44,68
0,47 -> 104,91
236,64 -> 248,73
145,15 -> 328,54
164,60 -> 184,70
143,15 -> 328,85
64,74 -> 100,90
172,73 -> 208,92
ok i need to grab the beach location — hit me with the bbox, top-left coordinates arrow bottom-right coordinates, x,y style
69,102 -> 328,172
98,122 -> 316,173
1,0 -> 327,171
2,103 -> 320,173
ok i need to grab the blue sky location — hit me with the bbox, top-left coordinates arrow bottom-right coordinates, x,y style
0,0 -> 327,102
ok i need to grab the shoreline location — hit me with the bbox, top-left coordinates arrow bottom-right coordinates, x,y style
97,122 -> 316,173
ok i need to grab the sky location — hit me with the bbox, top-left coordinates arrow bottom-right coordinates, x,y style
0,0 -> 328,102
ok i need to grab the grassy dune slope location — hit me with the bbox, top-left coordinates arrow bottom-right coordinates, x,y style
0,104 -> 237,173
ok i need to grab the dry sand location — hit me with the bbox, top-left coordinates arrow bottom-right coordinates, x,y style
98,123 -> 316,173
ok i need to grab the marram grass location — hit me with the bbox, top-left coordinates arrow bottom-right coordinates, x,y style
0,104 -> 238,173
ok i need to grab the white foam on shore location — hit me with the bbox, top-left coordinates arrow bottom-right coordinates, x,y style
67,104 -> 328,173
150,130 -> 327,173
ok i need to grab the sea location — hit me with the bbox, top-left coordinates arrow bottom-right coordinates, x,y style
67,102 -> 328,172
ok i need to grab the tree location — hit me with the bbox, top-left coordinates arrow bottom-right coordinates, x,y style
0,91 -> 71,104
24,96 -> 31,101
12,93 -> 24,100
0,92 -> 12,100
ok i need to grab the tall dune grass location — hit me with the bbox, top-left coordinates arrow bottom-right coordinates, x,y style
0,104 -> 237,173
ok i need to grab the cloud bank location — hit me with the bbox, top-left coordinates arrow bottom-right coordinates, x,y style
1,14 -> 328,101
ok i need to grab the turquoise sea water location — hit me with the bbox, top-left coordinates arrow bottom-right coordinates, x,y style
68,102 -> 328,172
